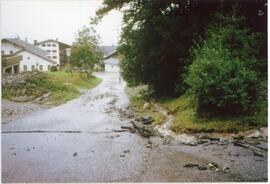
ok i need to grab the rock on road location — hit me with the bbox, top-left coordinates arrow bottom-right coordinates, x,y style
2,73 -> 267,182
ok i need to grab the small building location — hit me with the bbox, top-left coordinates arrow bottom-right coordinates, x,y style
1,38 -> 57,74
35,39 -> 71,67
104,58 -> 120,72
101,45 -> 120,73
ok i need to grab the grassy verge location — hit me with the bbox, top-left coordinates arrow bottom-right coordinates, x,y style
128,87 -> 267,133
159,95 -> 267,133
3,72 -> 102,105
130,96 -> 166,126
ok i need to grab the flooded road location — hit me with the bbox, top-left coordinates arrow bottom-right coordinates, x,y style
2,73 -> 150,182
2,73 -> 267,182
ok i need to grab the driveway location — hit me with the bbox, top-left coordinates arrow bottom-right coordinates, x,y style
2,73 -> 267,182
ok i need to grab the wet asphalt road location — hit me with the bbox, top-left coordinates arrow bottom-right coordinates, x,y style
2,73 -> 267,182
2,73 -> 150,182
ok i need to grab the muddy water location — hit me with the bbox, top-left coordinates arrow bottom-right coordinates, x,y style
2,73 -> 267,182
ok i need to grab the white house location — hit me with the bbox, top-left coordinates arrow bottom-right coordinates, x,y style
1,38 -> 57,73
35,39 -> 71,66
102,45 -> 120,73
104,58 -> 120,72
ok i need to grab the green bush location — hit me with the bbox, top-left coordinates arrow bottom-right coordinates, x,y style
186,16 -> 261,116
50,66 -> 58,72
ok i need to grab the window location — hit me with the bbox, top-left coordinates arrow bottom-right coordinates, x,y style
10,50 -> 13,54
31,65 -> 35,71
23,65 -> 27,71
48,65 -> 51,71
42,44 -> 46,47
53,56 -> 57,59
111,66 -> 114,68
46,50 -> 51,53
28,57 -> 30,60
47,44 -> 51,47
48,56 -> 51,59
1,50 -> 4,55
52,44 -> 56,47
52,50 -> 57,53
39,65 -> 43,71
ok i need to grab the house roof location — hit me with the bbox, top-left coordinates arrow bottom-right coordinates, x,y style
101,45 -> 117,58
104,58 -> 119,65
2,38 -> 56,64
35,39 -> 71,47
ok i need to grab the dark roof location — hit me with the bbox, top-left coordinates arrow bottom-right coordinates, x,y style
36,39 -> 71,47
101,45 -> 117,57
2,38 -> 56,64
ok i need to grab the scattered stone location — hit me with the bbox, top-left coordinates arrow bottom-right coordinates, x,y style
73,152 -> 77,157
253,150 -> 264,157
113,129 -> 128,132
128,129 -> 136,133
202,143 -> 211,146
123,150 -> 130,153
183,163 -> 199,168
27,148 -> 30,152
130,121 -> 154,138
127,114 -> 133,118
145,143 -> 152,148
163,139 -> 171,145
175,134 -> 198,146
208,137 -> 221,142
198,166 -> 207,170
232,153 -> 239,156
198,139 -> 209,144
245,140 -> 260,145
222,166 -> 230,172
120,154 -> 125,157
233,135 -> 244,140
143,102 -> 150,110
207,162 -> 218,170
107,134 -> 120,139
121,125 -> 132,130
11,153 -> 16,156
259,127 -> 267,139
247,130 -> 262,139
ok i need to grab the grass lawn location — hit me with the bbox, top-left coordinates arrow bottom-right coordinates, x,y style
129,92 -> 267,134
40,72 -> 102,105
3,71 -> 102,105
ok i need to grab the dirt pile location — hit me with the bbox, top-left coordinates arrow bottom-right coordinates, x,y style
2,72 -> 50,103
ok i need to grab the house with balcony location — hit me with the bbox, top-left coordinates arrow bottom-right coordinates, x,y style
1,38 -> 57,74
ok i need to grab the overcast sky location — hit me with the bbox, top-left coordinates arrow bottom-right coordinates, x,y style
1,0 -> 122,46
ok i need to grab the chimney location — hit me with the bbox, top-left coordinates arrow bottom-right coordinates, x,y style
34,40 -> 38,45
25,37 -> 28,43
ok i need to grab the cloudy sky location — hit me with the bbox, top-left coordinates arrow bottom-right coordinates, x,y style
1,0 -> 122,46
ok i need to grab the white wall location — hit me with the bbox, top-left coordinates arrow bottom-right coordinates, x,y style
37,40 -> 60,65
19,51 -> 54,72
105,64 -> 120,73
1,41 -> 21,55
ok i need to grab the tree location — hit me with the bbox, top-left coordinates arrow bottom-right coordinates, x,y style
71,26 -> 103,78
185,16 -> 261,116
94,0 -> 266,97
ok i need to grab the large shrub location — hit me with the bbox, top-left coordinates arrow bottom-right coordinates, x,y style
186,16 -> 261,116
